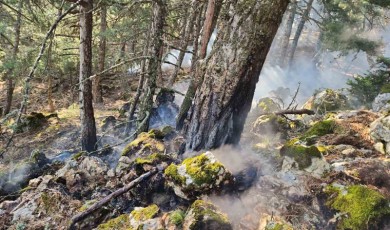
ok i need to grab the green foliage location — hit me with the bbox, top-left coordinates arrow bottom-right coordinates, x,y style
347,57 -> 390,106
321,0 -> 383,54
169,210 -> 185,226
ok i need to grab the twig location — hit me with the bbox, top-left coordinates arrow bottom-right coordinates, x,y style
274,109 -> 315,115
286,82 -> 301,110
68,167 -> 160,229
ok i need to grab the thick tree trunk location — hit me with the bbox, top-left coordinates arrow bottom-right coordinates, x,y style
287,0 -> 314,67
93,4 -> 107,104
3,0 -> 22,116
279,0 -> 296,67
176,0 -> 223,130
183,0 -> 289,151
79,0 -> 97,152
137,0 -> 167,134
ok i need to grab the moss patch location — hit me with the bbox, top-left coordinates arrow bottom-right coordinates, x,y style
325,184 -> 390,229
97,214 -> 130,230
280,139 -> 322,169
164,152 -> 227,186
130,204 -> 159,222
122,130 -> 165,156
72,151 -> 86,160
303,120 -> 337,138
169,210 -> 185,226
187,200 -> 231,229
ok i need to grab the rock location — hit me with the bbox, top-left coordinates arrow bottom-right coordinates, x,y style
55,156 -> 108,194
280,139 -> 322,170
370,115 -> 390,154
14,112 -> 56,133
372,93 -> 390,112
121,130 -> 166,157
303,89 -> 350,114
129,204 -> 161,229
251,114 -> 288,140
182,200 -> 232,230
164,152 -> 233,200
97,214 -> 131,229
324,184 -> 390,229
101,116 -> 116,132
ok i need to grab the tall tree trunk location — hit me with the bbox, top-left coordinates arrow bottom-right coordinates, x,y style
183,0 -> 289,151
176,0 -> 223,130
137,0 -> 167,134
79,0 -> 97,152
3,0 -> 22,116
287,0 -> 314,67
167,7 -> 192,87
279,0 -> 296,67
93,4 -> 107,104
125,20 -> 152,135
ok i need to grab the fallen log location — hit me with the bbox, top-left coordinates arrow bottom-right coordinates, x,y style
274,109 -> 315,115
68,167 -> 159,230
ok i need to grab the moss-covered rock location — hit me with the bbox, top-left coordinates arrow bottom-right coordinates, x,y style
252,114 -> 288,136
129,204 -> 160,229
302,119 -> 337,139
325,184 -> 390,229
164,152 -> 233,199
182,200 -> 232,230
14,112 -> 48,133
122,130 -> 165,157
169,209 -> 185,226
303,89 -> 350,114
97,214 -> 130,230
257,97 -> 280,114
280,139 -> 322,169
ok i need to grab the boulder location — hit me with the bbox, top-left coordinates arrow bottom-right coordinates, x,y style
280,139 -> 322,170
121,130 -> 166,157
128,204 -> 162,230
182,200 -> 232,230
164,152 -> 233,199
303,89 -> 350,114
372,93 -> 390,112
370,115 -> 390,154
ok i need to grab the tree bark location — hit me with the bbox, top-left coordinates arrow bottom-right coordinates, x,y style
287,0 -> 314,67
93,3 -> 107,104
183,0 -> 289,151
167,7 -> 192,87
3,0 -> 22,116
137,0 -> 167,134
279,0 -> 296,67
79,0 -> 97,152
176,0 -> 222,130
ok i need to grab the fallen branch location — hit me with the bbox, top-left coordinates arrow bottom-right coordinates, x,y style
68,167 -> 159,230
274,109 -> 315,116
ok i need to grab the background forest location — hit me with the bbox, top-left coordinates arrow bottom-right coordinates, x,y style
0,0 -> 390,229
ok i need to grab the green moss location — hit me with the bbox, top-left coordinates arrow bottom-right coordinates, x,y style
130,204 -> 159,221
380,84 -> 390,94
280,139 -> 322,169
97,214 -> 131,230
325,185 -> 390,229
303,120 -> 337,138
169,210 -> 185,226
257,97 -> 280,113
72,151 -> 86,160
189,200 -> 231,229
164,153 -> 227,186
78,199 -> 97,212
265,223 -> 293,230
122,132 -> 165,156
134,153 -> 171,165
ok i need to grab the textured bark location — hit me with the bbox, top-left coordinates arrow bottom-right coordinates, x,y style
79,0 -> 97,152
3,0 -> 22,116
125,21 -> 152,135
184,0 -> 289,151
93,4 -> 107,103
167,7 -> 192,87
287,0 -> 314,67
137,0 -> 167,134
279,0 -> 296,67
